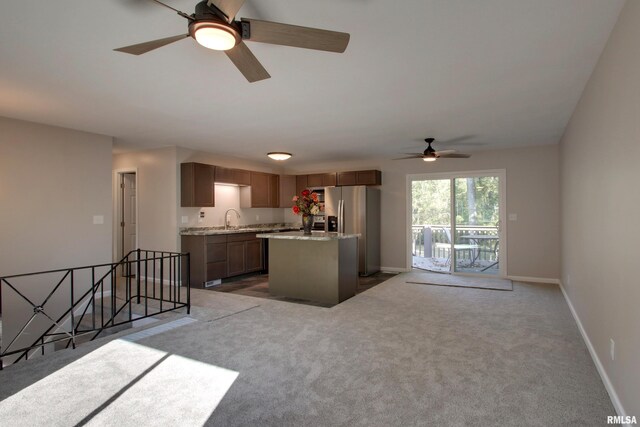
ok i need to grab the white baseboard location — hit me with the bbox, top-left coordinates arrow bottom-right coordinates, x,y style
559,281 -> 626,418
507,275 -> 560,284
380,267 -> 410,274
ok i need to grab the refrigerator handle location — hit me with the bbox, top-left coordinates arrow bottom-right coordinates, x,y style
338,200 -> 343,233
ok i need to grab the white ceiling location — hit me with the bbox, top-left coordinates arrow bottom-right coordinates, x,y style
0,0 -> 624,166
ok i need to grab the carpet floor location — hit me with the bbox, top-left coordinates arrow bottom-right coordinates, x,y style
0,273 -> 614,426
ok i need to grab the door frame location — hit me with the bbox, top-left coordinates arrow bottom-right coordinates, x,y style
112,168 -> 139,262
406,169 -> 507,277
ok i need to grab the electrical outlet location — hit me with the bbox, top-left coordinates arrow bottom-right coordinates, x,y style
508,213 -> 517,221
610,339 -> 615,361
93,215 -> 104,225
199,211 -> 205,218
256,215 -> 260,221
181,216 -> 188,224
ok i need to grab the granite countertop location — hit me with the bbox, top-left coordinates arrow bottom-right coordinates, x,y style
256,231 -> 360,241
180,223 -> 301,236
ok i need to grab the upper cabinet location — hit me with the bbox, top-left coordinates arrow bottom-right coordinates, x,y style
240,172 -> 279,208
337,170 -> 381,186
214,167 -> 251,186
296,175 -> 308,195
181,162 -> 215,207
299,172 -> 338,189
279,175 -> 296,208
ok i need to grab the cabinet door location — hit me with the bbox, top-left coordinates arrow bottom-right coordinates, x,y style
227,241 -> 246,276
279,175 -> 296,208
250,172 -> 270,207
337,171 -> 356,186
307,174 -> 323,188
296,175 -> 308,195
322,173 -> 337,187
214,166 -> 233,183
181,163 -> 215,207
269,174 -> 279,208
356,170 -> 382,185
234,169 -> 251,186
245,240 -> 263,272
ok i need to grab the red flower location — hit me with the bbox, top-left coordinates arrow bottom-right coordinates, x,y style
311,193 -> 319,202
301,189 -> 310,197
292,206 -> 300,214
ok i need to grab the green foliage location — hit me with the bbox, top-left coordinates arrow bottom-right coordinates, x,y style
412,176 -> 499,226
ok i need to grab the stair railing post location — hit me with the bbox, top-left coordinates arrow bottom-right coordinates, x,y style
136,248 -> 141,304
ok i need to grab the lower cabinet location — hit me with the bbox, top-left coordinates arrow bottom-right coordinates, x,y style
182,233 -> 264,287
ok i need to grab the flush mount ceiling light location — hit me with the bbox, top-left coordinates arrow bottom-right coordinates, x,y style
190,21 -> 240,51
267,152 -> 292,161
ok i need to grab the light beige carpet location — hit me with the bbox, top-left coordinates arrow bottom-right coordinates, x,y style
406,270 -> 513,291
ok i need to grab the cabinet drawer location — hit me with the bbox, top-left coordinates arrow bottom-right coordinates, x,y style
206,235 -> 227,244
227,233 -> 257,242
206,243 -> 226,263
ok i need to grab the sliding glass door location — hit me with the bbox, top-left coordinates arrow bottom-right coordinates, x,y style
410,171 -> 504,276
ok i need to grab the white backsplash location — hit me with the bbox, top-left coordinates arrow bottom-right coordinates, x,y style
179,184 -> 289,227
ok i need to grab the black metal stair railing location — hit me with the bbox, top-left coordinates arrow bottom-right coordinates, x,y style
0,249 -> 190,369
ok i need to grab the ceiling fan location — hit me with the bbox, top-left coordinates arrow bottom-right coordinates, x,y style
114,0 -> 350,83
394,138 -> 471,162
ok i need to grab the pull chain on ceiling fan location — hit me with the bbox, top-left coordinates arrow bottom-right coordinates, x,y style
114,0 -> 350,83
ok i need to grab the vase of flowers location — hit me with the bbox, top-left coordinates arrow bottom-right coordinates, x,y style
292,189 -> 321,235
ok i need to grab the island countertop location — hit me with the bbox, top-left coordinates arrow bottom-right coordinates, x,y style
180,224 -> 300,236
256,231 -> 360,241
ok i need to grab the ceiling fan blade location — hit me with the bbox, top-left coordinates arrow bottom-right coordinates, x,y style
242,18 -> 350,53
114,34 -> 189,55
434,150 -> 456,156
393,155 -> 424,160
225,41 -> 271,83
438,153 -> 471,158
208,0 -> 245,22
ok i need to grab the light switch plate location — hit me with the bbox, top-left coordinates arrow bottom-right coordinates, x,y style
93,215 -> 104,225
181,216 -> 188,224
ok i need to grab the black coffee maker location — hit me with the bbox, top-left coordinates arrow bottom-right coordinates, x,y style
327,215 -> 338,232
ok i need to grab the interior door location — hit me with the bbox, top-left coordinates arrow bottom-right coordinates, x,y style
121,172 -> 137,277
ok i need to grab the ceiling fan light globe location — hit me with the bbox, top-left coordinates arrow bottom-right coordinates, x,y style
423,157 -> 437,162
194,26 -> 238,51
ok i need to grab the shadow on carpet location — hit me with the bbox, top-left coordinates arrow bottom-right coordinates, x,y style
406,270 -> 513,291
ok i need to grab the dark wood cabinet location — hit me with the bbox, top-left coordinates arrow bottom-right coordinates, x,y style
181,163 -> 215,207
227,233 -> 263,276
181,234 -> 227,287
245,239 -> 263,272
241,172 -> 279,208
307,173 -> 323,187
337,171 -> 357,186
337,170 -> 381,186
279,175 -> 296,208
269,174 -> 279,208
226,241 -> 246,276
356,170 -> 382,185
323,173 -> 337,187
296,175 -> 308,195
182,232 -> 264,287
215,167 -> 251,186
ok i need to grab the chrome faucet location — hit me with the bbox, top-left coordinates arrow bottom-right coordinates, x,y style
224,208 -> 241,230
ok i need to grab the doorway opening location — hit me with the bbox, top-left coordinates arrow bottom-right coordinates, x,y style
115,171 -> 138,276
409,170 -> 505,277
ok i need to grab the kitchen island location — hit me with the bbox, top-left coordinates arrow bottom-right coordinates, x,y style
256,231 -> 359,305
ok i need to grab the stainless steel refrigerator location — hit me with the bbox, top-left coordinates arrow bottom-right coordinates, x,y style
324,186 -> 380,276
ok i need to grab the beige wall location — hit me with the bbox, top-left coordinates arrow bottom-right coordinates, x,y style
113,146 -> 180,253
286,144 -> 561,279
560,0 -> 639,416
0,116 -> 113,275
0,116 -> 113,360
